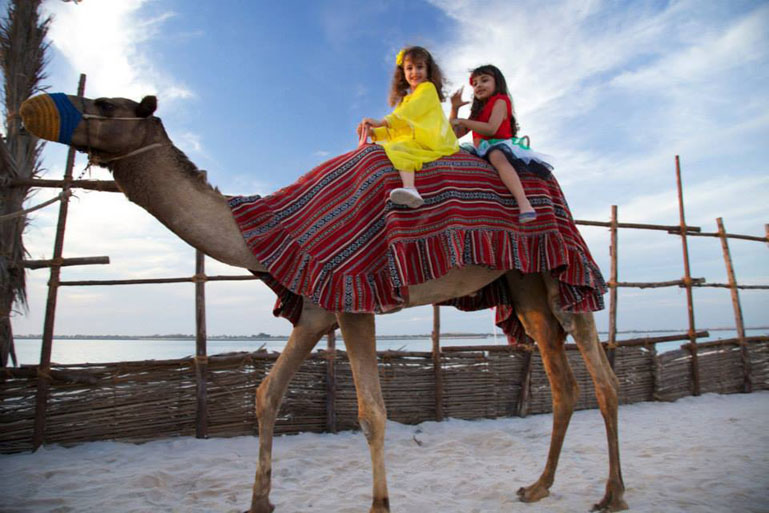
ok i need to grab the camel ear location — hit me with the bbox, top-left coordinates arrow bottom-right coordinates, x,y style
136,95 -> 157,117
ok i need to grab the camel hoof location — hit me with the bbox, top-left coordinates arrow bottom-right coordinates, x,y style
249,497 -> 275,513
370,496 -> 391,512
516,482 -> 550,503
591,493 -> 628,512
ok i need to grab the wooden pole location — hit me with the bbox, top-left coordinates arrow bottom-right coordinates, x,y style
607,205 -> 618,368
694,283 -> 769,290
194,249 -> 208,438
575,219 -> 701,233
58,274 -> 259,286
682,335 -> 769,349
675,155 -> 700,396
33,74 -> 86,449
609,277 -> 705,289
23,256 -> 110,269
716,218 -> 751,393
325,329 -> 337,433
431,305 -> 444,421
687,230 -> 769,243
9,177 -> 120,192
517,348 -> 534,418
651,344 -> 661,400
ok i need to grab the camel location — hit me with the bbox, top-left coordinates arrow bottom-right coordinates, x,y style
20,93 -> 627,513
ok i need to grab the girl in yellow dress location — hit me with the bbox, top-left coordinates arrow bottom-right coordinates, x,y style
357,46 -> 459,208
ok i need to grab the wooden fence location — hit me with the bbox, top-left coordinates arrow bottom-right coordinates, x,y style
1,339 -> 767,453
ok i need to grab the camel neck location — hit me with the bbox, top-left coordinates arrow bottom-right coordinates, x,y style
110,145 -> 266,272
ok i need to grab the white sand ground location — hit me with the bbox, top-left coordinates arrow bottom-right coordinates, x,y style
1,392 -> 767,513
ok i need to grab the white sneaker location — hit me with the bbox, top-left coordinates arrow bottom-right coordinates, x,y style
389,187 -> 424,208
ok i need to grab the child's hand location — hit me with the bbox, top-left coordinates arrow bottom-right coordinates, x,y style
361,118 -> 385,128
357,118 -> 387,138
451,117 -> 468,137
451,87 -> 469,109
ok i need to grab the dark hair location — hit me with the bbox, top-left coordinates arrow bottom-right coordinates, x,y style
388,46 -> 447,107
468,64 -> 519,137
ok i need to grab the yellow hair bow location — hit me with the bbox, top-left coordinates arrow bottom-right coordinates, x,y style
395,48 -> 405,66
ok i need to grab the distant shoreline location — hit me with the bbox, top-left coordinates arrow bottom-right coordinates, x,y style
14,333 -> 491,341
15,327 -> 768,341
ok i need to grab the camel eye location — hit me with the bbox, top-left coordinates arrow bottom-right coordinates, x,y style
95,99 -> 116,114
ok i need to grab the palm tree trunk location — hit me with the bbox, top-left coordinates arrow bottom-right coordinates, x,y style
0,0 -> 49,366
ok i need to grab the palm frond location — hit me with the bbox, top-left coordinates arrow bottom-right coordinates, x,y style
0,0 -> 50,365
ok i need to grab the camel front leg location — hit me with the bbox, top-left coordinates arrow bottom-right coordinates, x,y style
571,312 -> 627,512
506,272 -> 578,503
336,312 -> 390,513
250,302 -> 337,513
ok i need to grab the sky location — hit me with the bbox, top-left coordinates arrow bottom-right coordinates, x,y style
6,0 -> 769,338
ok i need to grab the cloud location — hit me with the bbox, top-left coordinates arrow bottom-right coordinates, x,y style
42,0 -> 193,102
430,1 -> 769,217
610,5 -> 769,92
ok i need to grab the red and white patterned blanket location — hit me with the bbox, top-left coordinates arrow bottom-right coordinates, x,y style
229,145 -> 606,344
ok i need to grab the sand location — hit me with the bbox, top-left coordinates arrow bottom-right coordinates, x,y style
1,392 -> 767,513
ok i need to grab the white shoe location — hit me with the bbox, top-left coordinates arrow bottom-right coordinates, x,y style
389,187 -> 424,208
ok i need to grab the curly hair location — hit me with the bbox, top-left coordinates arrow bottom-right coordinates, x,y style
468,64 -> 519,138
388,46 -> 447,107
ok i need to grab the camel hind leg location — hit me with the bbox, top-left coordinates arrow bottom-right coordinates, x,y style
249,301 -> 337,513
543,274 -> 628,512
505,272 -> 579,503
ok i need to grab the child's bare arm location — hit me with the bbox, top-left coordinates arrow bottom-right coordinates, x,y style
454,99 -> 506,137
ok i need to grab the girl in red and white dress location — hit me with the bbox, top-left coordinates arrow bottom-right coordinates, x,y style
450,64 -> 553,223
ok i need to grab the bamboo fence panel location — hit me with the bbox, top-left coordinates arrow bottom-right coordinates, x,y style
2,341 -> 768,453
273,356 -> 329,434
655,349 -> 694,402
525,346 -> 655,415
748,342 -> 769,390
442,352 -> 502,420
379,354 -> 438,424
487,351 -> 527,417
0,372 -> 36,452
204,353 -> 267,437
696,345 -> 747,395
527,348 -> 598,415
614,346 -> 656,404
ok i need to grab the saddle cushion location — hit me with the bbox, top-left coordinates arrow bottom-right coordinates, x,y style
229,145 -> 606,344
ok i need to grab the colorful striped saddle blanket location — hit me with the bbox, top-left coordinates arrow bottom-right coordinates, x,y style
228,145 -> 606,344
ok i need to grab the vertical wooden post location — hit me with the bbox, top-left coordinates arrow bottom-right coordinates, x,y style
325,329 -> 337,433
194,249 -> 209,438
607,205 -> 619,368
650,344 -> 660,401
33,74 -> 86,450
716,218 -> 751,392
517,348 -> 534,417
675,156 -> 700,396
431,305 -> 444,421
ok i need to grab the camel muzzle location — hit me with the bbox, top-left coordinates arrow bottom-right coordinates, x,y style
20,93 -> 83,144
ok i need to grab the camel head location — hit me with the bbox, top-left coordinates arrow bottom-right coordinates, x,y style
20,93 -> 161,163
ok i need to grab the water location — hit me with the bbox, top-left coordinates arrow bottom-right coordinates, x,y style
12,336 -> 496,365
12,329 -> 766,366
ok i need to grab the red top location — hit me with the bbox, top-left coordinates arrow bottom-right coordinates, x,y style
471,94 -> 513,142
